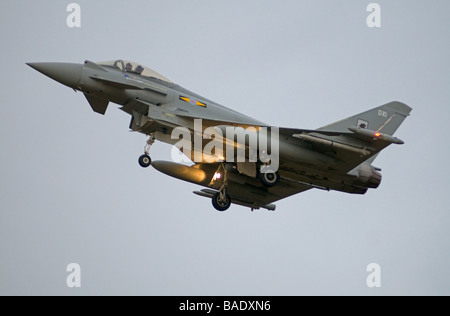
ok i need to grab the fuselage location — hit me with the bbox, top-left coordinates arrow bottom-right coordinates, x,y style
28,59 -> 410,211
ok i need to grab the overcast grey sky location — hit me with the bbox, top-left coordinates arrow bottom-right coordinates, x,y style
1,0 -> 449,295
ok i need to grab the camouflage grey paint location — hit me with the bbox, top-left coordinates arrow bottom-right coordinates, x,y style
27,60 -> 411,211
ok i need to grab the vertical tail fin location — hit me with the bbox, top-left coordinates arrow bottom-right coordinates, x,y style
318,101 -> 412,136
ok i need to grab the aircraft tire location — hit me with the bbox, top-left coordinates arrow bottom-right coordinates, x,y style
259,171 -> 280,187
212,192 -> 231,211
138,155 -> 152,168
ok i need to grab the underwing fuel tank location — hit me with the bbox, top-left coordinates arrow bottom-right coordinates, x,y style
151,161 -> 211,186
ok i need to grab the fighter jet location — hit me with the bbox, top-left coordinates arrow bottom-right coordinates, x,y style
27,60 -> 411,211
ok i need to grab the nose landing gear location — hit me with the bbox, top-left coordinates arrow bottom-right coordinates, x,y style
138,154 -> 152,168
138,134 -> 155,168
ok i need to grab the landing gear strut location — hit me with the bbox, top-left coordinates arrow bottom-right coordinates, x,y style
138,134 -> 155,168
212,165 -> 231,211
212,190 -> 231,211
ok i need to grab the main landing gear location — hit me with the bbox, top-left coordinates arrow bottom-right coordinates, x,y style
138,134 -> 155,168
212,166 -> 231,212
259,170 -> 280,187
212,186 -> 231,211
210,164 -> 280,212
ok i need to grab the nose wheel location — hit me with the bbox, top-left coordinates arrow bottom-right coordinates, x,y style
139,134 -> 155,168
138,154 -> 152,168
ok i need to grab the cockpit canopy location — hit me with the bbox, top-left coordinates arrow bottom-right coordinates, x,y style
98,60 -> 173,83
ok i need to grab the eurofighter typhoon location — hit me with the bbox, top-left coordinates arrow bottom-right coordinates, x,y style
27,60 -> 411,211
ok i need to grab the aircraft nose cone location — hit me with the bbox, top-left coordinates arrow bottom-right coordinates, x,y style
27,62 -> 82,89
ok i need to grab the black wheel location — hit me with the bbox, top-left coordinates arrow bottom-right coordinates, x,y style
259,171 -> 280,187
212,192 -> 231,211
138,154 -> 152,168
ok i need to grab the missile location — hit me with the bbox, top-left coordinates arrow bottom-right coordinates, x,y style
348,126 -> 405,144
294,134 -> 372,156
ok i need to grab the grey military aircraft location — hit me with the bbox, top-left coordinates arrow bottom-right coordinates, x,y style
27,60 -> 411,211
